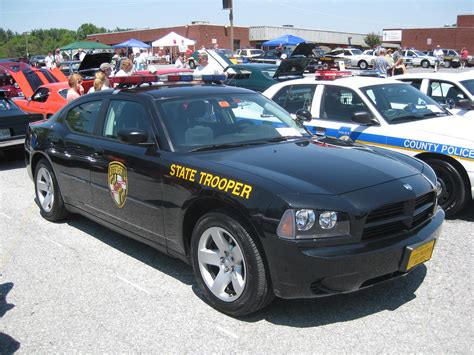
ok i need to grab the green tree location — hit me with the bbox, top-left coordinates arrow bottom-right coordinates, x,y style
364,32 -> 382,48
76,23 -> 107,40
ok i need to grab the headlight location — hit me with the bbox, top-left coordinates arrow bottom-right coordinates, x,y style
277,209 -> 350,240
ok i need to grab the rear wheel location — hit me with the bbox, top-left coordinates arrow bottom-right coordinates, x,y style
188,59 -> 196,69
34,159 -> 69,221
426,159 -> 467,217
421,60 -> 430,68
443,60 -> 451,68
358,60 -> 368,70
191,211 -> 273,316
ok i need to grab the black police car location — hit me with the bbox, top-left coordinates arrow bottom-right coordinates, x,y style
25,75 -> 444,316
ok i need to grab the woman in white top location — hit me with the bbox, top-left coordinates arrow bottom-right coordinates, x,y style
115,59 -> 134,77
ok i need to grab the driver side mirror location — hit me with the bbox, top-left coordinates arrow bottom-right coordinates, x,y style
351,111 -> 379,126
117,128 -> 149,144
295,108 -> 313,123
455,98 -> 472,109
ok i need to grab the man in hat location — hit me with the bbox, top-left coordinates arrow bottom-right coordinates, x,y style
99,62 -> 114,78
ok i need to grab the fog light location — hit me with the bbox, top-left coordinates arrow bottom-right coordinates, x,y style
319,211 -> 337,229
295,209 -> 315,231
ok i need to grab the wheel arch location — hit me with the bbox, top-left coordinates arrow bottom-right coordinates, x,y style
415,152 -> 471,192
181,196 -> 269,266
31,151 -> 54,179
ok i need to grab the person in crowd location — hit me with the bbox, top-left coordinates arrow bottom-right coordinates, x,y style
66,73 -> 84,102
374,49 -> 391,77
133,51 -> 144,71
44,52 -> 54,69
433,45 -> 444,72
194,52 -> 224,75
54,48 -> 62,66
175,54 -> 186,69
392,47 -> 406,75
88,71 -> 110,93
275,44 -> 284,58
276,53 -> 287,66
384,49 -> 394,76
115,59 -> 134,77
99,62 -> 114,79
460,47 -> 469,69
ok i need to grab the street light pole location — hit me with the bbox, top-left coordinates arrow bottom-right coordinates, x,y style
229,3 -> 234,51
24,32 -> 30,59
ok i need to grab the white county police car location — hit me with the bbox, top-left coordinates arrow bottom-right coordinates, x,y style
263,72 -> 474,217
395,71 -> 474,118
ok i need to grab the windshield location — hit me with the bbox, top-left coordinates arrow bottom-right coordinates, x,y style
361,83 -> 448,123
459,79 -> 474,96
414,50 -> 426,56
156,93 -> 310,152
351,49 -> 363,55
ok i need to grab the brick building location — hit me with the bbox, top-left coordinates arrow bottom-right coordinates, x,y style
383,14 -> 474,53
86,22 -> 250,52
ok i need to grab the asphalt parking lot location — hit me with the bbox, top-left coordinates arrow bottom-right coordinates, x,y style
0,151 -> 472,353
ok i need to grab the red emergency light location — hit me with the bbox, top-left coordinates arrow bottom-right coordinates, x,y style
315,70 -> 352,81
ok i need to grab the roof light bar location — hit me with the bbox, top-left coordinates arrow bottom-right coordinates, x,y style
315,70 -> 352,81
110,74 -> 226,87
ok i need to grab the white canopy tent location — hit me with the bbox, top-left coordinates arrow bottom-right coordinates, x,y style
152,31 -> 195,51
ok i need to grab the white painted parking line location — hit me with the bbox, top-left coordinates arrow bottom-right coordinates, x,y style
215,326 -> 239,340
39,234 -> 67,249
115,275 -> 151,295
0,212 -> 12,219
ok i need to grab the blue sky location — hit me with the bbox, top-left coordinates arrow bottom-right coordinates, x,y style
1,0 -> 473,34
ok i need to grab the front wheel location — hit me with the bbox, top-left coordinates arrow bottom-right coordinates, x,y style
426,159 -> 467,217
35,159 -> 69,221
188,60 -> 196,69
191,211 -> 273,316
421,60 -> 430,68
358,60 -> 368,70
443,60 -> 451,68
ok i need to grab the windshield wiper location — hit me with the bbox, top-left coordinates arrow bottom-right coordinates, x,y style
423,112 -> 448,118
266,136 -> 307,143
188,141 -> 265,152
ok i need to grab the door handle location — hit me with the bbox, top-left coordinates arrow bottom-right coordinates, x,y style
92,147 -> 104,157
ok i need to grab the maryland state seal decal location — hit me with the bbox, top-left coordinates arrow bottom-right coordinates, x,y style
108,161 -> 128,208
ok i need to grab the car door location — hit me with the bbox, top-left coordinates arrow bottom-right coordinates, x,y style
51,99 -> 105,208
89,97 -> 166,247
311,84 -> 385,143
271,84 -> 318,116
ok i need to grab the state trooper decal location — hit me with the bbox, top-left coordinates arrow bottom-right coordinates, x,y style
108,161 -> 128,208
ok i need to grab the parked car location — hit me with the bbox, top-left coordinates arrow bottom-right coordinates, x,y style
306,47 -> 351,72
25,74 -> 443,316
425,49 -> 461,68
0,91 -> 43,156
224,58 -> 311,92
263,73 -> 474,216
250,42 -> 319,64
30,55 -> 47,67
396,72 -> 474,118
326,48 -> 376,70
234,48 -> 265,58
401,49 -> 436,68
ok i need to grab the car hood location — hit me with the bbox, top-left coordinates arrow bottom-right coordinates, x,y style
274,58 -> 311,79
79,52 -> 114,71
193,138 -> 423,195
291,42 -> 319,57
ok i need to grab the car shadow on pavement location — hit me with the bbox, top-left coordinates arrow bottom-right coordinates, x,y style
65,215 -> 195,286
239,265 -> 427,327
448,201 -> 474,222
0,282 -> 21,353
0,151 -> 25,171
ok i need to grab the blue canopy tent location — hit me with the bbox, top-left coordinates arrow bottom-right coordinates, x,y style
262,34 -> 306,47
112,38 -> 151,49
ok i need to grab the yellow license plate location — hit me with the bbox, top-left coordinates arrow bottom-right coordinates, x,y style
406,240 -> 435,270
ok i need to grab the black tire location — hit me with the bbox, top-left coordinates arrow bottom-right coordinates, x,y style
358,60 -> 368,70
188,60 -> 196,69
443,60 -> 451,68
322,62 -> 330,70
34,159 -> 69,221
426,159 -> 467,217
190,210 -> 273,316
421,60 -> 430,68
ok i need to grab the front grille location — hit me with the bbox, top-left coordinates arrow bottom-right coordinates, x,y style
362,192 -> 436,241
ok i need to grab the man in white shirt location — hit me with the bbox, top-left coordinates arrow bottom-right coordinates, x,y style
44,52 -> 54,69
78,49 -> 86,62
433,45 -> 444,72
193,53 -> 224,75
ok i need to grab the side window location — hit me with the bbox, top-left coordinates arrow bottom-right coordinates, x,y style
65,100 -> 102,135
320,86 -> 369,122
272,85 -> 316,114
102,100 -> 153,142
429,81 -> 466,103
344,50 -> 352,56
32,88 -> 50,103
407,51 -> 415,57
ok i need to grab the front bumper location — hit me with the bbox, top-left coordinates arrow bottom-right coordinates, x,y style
266,208 -> 444,299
